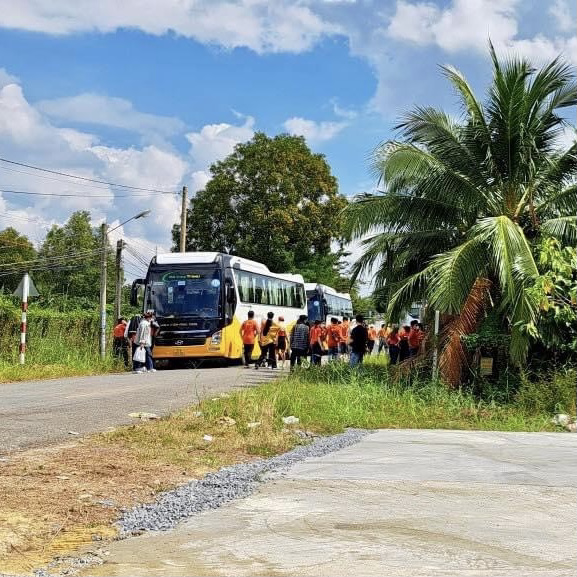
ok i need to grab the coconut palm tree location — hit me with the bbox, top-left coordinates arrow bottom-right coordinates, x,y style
344,45 -> 576,383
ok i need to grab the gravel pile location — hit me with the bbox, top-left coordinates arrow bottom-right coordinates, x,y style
120,428 -> 370,534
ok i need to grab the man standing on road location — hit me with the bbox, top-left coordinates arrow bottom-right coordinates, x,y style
326,317 -> 342,361
112,317 -> 129,368
349,314 -> 369,367
290,315 -> 310,370
309,319 -> 323,366
240,310 -> 258,367
135,310 -> 156,373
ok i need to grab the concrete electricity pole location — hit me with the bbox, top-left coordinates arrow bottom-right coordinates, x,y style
99,223 -> 108,359
114,239 -> 125,322
431,310 -> 441,380
99,210 -> 151,359
180,185 -> 188,252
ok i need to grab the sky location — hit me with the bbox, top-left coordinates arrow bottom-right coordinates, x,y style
0,0 -> 575,283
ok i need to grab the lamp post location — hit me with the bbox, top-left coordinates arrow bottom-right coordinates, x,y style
100,210 -> 151,359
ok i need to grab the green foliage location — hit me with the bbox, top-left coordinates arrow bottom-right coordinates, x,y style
525,237 -> 577,353
516,366 -> 576,414
345,45 -> 577,365
0,296 -> 120,382
174,132 -> 348,275
230,364 -> 555,433
0,227 -> 37,292
36,211 -> 115,301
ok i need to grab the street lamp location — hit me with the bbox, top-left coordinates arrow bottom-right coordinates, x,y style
100,210 -> 151,359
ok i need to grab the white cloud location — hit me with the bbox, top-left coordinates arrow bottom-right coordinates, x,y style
186,115 -> 255,170
0,72 -> 268,265
0,67 -> 19,88
37,93 -> 185,140
387,0 -> 518,53
385,0 -> 576,65
550,0 -> 574,33
0,0 -> 338,54
0,74 -> 188,259
387,1 -> 439,45
283,117 -> 347,143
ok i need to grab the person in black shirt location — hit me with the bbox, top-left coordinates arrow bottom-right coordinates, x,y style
349,314 -> 369,367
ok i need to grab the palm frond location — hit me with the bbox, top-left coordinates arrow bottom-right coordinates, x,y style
541,215 -> 577,244
473,216 -> 539,303
386,266 -> 432,322
427,233 -> 491,314
343,190 -> 463,239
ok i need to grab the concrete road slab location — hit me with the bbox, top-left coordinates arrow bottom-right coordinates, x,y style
81,430 -> 577,577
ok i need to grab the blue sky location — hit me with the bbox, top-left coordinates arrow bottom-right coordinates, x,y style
0,0 -> 575,281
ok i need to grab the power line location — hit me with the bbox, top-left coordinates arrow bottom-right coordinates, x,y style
0,247 -> 106,269
0,157 -> 179,194
0,212 -> 49,224
0,188 -> 175,198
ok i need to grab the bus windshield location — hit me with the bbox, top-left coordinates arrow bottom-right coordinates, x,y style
146,268 -> 222,318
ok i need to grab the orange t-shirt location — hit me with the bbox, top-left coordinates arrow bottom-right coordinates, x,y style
340,321 -> 349,340
310,325 -> 322,345
240,319 -> 258,345
326,324 -> 342,347
387,333 -> 400,346
408,328 -> 422,348
377,328 -> 387,339
113,323 -> 126,338
368,328 -> 377,340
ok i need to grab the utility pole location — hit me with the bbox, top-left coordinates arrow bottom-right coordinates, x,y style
180,185 -> 188,252
432,310 -> 441,380
99,223 -> 108,359
114,239 -> 125,321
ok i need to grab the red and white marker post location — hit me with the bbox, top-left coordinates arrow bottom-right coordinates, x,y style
19,272 -> 30,365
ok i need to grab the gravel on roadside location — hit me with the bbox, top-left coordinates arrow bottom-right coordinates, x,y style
119,428 -> 371,534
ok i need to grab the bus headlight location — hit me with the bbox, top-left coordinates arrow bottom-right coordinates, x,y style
210,331 -> 222,345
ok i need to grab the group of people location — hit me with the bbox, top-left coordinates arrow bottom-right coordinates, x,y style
239,312 -> 379,369
112,310 -> 159,373
376,319 -> 426,365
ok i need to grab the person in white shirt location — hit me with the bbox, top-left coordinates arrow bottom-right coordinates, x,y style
134,310 -> 156,373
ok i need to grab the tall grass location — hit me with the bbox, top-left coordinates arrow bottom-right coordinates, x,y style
107,363 -> 561,469
0,299 -> 121,383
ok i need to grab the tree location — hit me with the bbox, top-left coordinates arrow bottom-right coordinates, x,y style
344,45 -> 576,382
0,228 -> 37,292
526,237 -> 577,356
37,211 -> 114,302
173,132 -> 348,276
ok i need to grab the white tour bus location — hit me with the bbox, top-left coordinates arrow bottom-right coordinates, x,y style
305,283 -> 353,324
131,252 -> 307,362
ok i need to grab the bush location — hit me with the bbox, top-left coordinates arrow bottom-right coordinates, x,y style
516,366 -> 576,415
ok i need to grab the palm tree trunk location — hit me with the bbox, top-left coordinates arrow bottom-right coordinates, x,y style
439,278 -> 492,387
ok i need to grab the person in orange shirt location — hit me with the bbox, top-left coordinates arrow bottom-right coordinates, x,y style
239,310 -> 258,367
386,326 -> 401,365
277,316 -> 288,368
367,325 -> 377,354
377,323 -> 388,355
309,320 -> 323,365
408,319 -> 423,357
326,317 -> 342,361
112,317 -> 129,367
340,316 -> 350,358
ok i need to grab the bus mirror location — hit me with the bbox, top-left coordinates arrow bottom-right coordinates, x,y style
130,279 -> 145,306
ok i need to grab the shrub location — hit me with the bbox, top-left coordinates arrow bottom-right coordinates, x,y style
516,366 -> 576,415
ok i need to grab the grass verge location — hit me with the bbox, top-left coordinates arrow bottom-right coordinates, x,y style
0,363 -> 570,574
